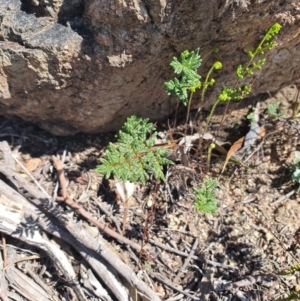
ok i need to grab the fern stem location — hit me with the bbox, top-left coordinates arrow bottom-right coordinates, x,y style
207,143 -> 215,169
185,91 -> 194,135
201,65 -> 216,105
206,98 -> 220,126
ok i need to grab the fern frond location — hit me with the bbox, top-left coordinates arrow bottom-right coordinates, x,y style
267,101 -> 283,118
96,116 -> 173,185
165,48 -> 202,105
193,178 -> 219,214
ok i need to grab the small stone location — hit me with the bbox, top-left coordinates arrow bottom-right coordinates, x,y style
247,179 -> 255,187
295,285 -> 300,292
265,232 -> 273,242
90,181 -> 98,191
243,224 -> 251,230
253,231 -> 260,238
233,188 -> 242,196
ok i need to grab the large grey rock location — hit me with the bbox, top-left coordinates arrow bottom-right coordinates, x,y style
0,0 -> 299,135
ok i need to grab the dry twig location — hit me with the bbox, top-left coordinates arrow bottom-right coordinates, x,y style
173,238 -> 198,283
51,155 -> 143,252
0,142 -> 160,301
214,273 -> 277,292
150,272 -> 200,301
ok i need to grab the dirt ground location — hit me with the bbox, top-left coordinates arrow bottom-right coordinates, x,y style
0,85 -> 300,301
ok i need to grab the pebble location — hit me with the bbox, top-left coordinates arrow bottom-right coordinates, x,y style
247,179 -> 255,187
253,231 -> 260,238
233,188 -> 242,196
265,232 -> 273,242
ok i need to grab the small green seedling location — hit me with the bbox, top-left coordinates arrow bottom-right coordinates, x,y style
193,178 -> 219,214
247,107 -> 258,125
207,142 -> 216,168
267,101 -> 284,118
96,116 -> 173,185
144,262 -> 152,270
291,151 -> 300,192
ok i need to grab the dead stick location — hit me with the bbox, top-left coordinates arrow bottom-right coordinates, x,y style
95,198 -> 139,263
1,235 -> 7,267
173,238 -> 198,283
51,156 -> 142,252
0,142 -> 156,301
270,189 -> 295,206
214,273 -> 277,292
149,239 -> 238,270
149,272 -> 200,301
149,239 -> 200,261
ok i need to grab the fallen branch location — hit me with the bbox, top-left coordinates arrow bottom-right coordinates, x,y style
0,160 -> 132,301
0,141 -> 160,301
0,193 -> 87,301
150,239 -> 238,270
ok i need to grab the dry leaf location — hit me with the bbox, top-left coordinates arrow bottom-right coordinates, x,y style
179,133 -> 226,153
115,178 -> 135,203
257,125 -> 266,139
221,136 -> 245,173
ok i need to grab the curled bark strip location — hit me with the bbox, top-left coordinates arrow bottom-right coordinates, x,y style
221,136 -> 245,173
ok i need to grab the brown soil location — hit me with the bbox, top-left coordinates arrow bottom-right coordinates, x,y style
0,85 -> 300,301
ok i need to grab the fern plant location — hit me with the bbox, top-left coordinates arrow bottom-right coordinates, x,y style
193,178 -> 219,214
267,101 -> 284,118
96,116 -> 173,185
165,48 -> 222,128
165,48 -> 202,106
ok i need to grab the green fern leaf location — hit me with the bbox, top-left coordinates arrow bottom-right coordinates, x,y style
96,116 -> 173,185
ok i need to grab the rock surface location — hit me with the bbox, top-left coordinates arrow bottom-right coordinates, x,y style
0,0 -> 299,135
